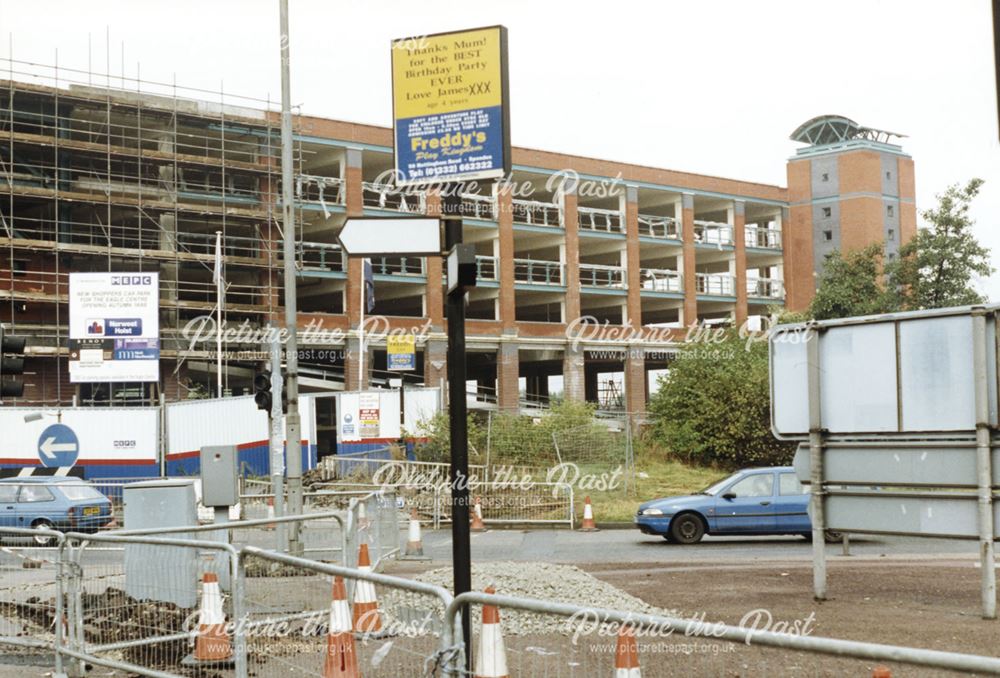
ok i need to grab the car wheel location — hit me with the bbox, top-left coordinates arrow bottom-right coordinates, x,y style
669,513 -> 705,544
824,530 -> 843,544
662,534 -> 673,542
31,519 -> 55,546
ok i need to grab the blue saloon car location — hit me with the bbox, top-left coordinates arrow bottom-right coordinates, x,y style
0,477 -> 114,544
635,466 -> 839,544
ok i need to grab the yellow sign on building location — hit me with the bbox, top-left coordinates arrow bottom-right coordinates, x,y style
391,26 -> 510,185
387,333 -> 417,371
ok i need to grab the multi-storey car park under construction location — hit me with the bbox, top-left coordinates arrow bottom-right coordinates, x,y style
0,60 -> 916,417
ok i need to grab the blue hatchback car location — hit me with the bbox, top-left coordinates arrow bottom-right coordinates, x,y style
0,477 -> 114,545
635,466 -> 836,544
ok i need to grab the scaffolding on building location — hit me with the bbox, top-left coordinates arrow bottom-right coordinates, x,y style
0,57 -> 312,405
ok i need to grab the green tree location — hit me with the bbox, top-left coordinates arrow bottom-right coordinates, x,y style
648,330 -> 796,469
807,243 -> 895,320
888,179 -> 993,310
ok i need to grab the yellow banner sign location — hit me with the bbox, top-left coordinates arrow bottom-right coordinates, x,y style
387,334 -> 416,371
391,26 -> 509,185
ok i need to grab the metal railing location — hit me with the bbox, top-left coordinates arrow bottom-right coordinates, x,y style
295,174 -> 345,212
9,523 -> 1000,676
462,192 -> 497,220
579,262 -> 627,288
298,240 -> 345,272
637,214 -> 681,239
370,256 -> 425,276
640,267 -> 683,293
513,258 -> 564,285
444,590 -> 1000,677
748,277 -> 785,299
511,199 -> 562,227
431,481 -> 574,529
695,272 -> 735,296
577,206 -> 623,233
475,255 -> 498,281
362,181 -> 426,214
745,225 -> 782,249
694,220 -> 734,246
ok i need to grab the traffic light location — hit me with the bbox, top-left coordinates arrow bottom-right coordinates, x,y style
254,372 -> 272,412
0,326 -> 26,398
254,371 -> 287,414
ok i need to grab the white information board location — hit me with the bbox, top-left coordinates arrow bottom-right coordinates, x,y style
69,272 -> 160,383
770,309 -> 999,436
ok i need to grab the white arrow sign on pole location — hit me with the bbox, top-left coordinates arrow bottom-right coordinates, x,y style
40,437 -> 77,459
338,217 -> 442,257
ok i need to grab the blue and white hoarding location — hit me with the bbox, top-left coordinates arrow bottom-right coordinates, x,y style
69,272 -> 160,383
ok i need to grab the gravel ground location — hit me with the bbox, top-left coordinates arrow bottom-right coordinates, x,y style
381,560 -> 675,636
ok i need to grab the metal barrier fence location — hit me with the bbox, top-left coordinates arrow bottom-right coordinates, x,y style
431,482 -> 574,529
239,546 -> 455,678
445,590 -> 1000,677
8,525 -> 1000,676
1,526 -> 456,678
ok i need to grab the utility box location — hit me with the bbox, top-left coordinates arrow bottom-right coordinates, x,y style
123,479 -> 199,607
200,445 -> 239,506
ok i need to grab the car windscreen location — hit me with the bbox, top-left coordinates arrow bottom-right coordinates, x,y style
698,475 -> 735,496
58,484 -> 106,501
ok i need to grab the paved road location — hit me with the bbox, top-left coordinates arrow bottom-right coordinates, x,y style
3,526 -> 990,567
412,527 -> 988,567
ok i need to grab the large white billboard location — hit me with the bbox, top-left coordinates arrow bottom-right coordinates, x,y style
69,272 -> 160,383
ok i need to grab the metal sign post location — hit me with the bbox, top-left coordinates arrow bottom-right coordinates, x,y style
391,27 -> 509,670
279,0 -> 303,556
442,185 -> 473,667
972,309 -> 996,618
805,322 -> 826,601
776,305 -> 1000,619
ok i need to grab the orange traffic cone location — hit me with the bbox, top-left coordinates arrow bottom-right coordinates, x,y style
323,576 -> 359,678
404,508 -> 425,557
352,543 -> 382,633
580,496 -> 599,531
614,625 -> 641,677
470,496 -> 486,531
474,586 -> 508,678
192,572 -> 232,662
872,667 -> 891,678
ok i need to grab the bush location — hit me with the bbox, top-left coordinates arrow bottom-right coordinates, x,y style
648,329 -> 795,469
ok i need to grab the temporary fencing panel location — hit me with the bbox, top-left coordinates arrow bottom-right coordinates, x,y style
165,395 -> 318,476
0,406 -> 159,478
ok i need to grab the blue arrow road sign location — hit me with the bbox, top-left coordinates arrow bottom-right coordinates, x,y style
37,423 -> 79,468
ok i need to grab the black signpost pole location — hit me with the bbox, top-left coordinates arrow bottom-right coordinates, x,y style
442,183 -> 472,670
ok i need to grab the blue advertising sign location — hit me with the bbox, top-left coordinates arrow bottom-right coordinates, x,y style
392,26 -> 510,186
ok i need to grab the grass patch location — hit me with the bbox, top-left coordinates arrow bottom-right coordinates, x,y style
583,456 -> 727,523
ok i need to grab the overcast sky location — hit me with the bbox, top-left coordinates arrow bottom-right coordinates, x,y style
2,0 -> 998,299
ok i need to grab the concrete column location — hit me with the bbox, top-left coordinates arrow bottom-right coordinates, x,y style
497,342 -> 520,411
624,185 -> 641,330
562,345 -> 585,403
625,348 -> 647,416
680,193 -> 697,326
424,190 -> 445,330
733,200 -> 748,327
343,148 -> 365,389
563,187 -> 581,324
345,147 -> 364,327
497,186 -> 516,332
423,338 -> 447,391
